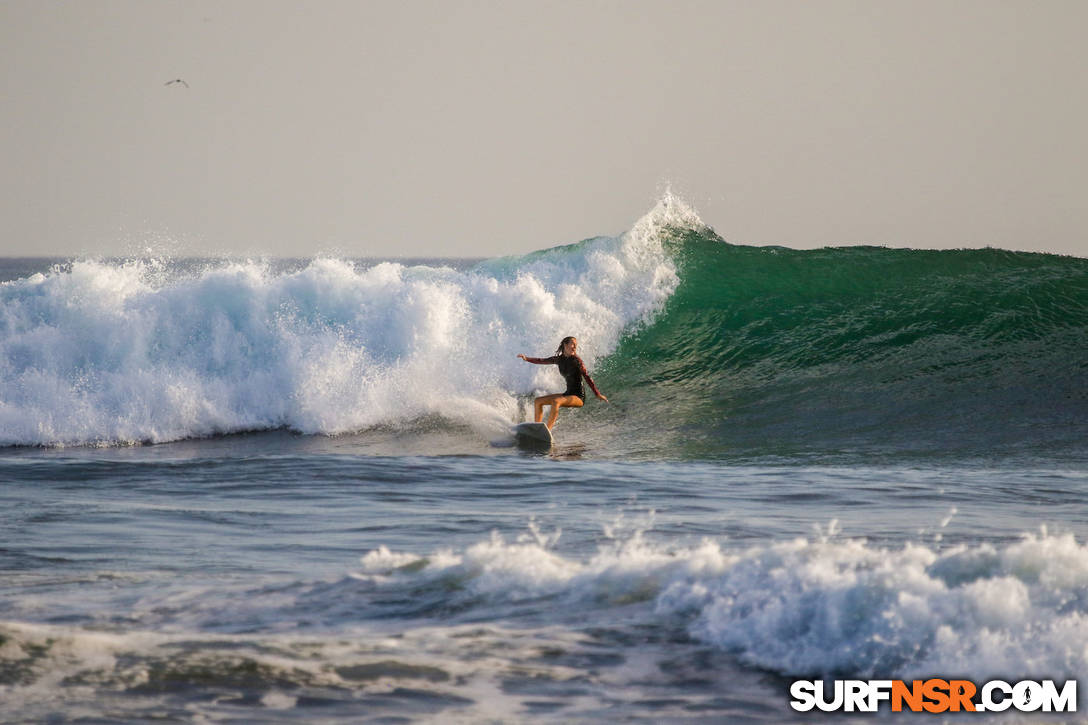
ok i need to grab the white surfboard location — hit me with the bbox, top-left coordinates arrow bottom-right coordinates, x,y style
514,422 -> 552,447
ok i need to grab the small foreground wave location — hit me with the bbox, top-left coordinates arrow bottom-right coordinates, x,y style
3,526 -> 1084,722
352,527 -> 1088,683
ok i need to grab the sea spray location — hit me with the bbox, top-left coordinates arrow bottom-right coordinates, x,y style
0,199 -> 693,446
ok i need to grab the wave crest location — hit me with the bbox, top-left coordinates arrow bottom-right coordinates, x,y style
0,200 -> 686,446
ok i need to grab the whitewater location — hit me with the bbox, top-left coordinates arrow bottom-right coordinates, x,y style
0,197 -> 689,447
1,196 -> 1086,722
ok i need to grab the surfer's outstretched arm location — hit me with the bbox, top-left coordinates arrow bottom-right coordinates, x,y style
517,354 -> 558,365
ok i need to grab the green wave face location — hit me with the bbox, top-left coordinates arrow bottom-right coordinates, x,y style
600,231 -> 1088,460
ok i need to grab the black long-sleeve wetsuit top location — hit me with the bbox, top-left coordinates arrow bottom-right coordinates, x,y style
523,354 -> 602,401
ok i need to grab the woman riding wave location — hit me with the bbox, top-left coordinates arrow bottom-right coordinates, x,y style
517,336 -> 608,430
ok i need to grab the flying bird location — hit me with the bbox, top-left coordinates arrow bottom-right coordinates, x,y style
164,79 -> 189,88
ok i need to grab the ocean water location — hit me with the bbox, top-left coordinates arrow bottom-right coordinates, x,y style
1,197 -> 1087,723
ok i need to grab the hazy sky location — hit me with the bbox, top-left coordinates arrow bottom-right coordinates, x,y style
3,0 -> 1086,258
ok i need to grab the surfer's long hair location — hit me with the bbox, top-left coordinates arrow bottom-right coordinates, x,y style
555,336 -> 576,356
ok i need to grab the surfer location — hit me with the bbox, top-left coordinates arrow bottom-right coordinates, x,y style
517,336 -> 607,430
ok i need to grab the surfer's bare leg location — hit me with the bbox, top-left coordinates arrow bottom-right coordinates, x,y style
537,394 -> 582,430
534,395 -> 560,424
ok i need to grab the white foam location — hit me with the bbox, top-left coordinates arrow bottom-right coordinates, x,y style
0,196 -> 697,446
4,526 -> 1085,717
356,527 -> 1088,682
